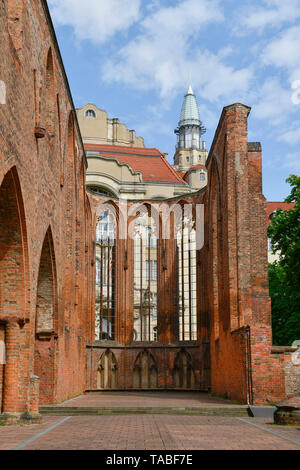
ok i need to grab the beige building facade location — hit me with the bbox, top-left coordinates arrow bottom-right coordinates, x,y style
77,103 -> 145,148
77,87 -> 208,200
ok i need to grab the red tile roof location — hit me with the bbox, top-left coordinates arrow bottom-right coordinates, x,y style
85,144 -> 187,185
266,201 -> 296,226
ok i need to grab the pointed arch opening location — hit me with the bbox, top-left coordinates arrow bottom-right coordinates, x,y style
97,349 -> 118,389
133,210 -> 158,342
173,349 -> 195,389
0,167 -> 29,412
96,205 -> 116,340
176,203 -> 197,341
133,350 -> 158,389
34,227 -> 58,405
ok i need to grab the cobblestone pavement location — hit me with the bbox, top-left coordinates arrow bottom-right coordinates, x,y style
52,391 -> 246,408
0,415 -> 299,450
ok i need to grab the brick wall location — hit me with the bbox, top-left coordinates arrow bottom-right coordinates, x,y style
0,0 -> 93,414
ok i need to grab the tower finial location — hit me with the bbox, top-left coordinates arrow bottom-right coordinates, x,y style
187,72 -> 193,94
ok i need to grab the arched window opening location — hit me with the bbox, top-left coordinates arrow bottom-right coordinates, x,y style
200,172 -> 206,182
95,210 -> 116,341
97,350 -> 118,389
176,213 -> 197,341
173,350 -> 195,389
87,186 -> 115,198
85,109 -> 96,118
34,227 -> 58,405
134,213 -> 158,342
133,350 -> 158,389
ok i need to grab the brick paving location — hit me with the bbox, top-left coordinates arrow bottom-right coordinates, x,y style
53,391 -> 246,408
0,415 -> 299,450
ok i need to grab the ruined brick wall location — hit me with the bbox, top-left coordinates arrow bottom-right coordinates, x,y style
203,104 -> 288,404
0,0 -> 94,413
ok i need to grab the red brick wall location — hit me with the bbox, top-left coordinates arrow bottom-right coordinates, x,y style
0,0 -> 93,413
203,104 -> 288,404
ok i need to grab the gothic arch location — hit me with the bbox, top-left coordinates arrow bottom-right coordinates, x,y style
133,350 -> 158,389
173,349 -> 195,389
34,226 -> 58,405
0,166 -> 29,412
97,350 -> 118,389
208,157 -> 223,339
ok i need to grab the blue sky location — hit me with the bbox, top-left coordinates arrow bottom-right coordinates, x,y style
48,0 -> 300,201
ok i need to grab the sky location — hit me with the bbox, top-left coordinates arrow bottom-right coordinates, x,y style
48,0 -> 300,201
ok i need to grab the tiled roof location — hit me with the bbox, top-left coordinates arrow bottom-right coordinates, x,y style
85,144 -> 187,185
266,201 -> 296,226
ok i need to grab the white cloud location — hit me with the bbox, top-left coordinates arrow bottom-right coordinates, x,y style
101,0 -> 253,102
251,78 -> 296,126
261,26 -> 300,82
48,0 -> 141,44
237,0 -> 300,32
279,122 -> 300,144
282,152 -> 300,171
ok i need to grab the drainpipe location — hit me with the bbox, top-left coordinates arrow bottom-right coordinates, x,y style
245,326 -> 253,405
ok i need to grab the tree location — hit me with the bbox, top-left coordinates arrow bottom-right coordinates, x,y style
268,174 -> 300,346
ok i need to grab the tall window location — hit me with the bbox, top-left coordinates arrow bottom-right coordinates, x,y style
176,215 -> 197,340
95,210 -> 116,340
134,213 -> 158,342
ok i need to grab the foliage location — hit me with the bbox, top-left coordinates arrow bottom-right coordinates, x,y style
268,174 -> 300,346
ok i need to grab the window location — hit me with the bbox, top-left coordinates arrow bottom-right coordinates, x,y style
85,109 -> 96,118
88,186 -> 114,197
176,217 -> 197,341
200,173 -> 206,182
145,260 -> 157,281
134,213 -> 158,342
95,210 -> 116,341
186,157 -> 190,162
96,258 -> 101,285
153,327 -> 158,342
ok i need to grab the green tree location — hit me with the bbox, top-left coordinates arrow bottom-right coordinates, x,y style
268,174 -> 300,346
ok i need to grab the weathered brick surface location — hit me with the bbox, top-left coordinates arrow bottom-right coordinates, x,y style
0,0 -> 94,413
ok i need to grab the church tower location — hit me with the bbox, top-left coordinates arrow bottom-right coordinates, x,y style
173,85 -> 208,174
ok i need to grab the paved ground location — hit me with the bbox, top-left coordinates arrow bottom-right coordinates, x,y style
53,391 -> 247,408
0,415 -> 299,450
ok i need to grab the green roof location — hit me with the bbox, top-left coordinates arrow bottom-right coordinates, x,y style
179,85 -> 201,127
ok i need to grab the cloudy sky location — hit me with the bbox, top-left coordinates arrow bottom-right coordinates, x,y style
48,0 -> 300,200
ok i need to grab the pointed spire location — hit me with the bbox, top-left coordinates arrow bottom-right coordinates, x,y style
179,84 -> 200,127
187,84 -> 194,95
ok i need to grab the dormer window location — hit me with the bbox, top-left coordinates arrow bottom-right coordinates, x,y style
85,109 -> 96,118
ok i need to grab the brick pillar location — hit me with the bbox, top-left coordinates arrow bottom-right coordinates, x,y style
29,374 -> 40,414
3,321 -> 19,413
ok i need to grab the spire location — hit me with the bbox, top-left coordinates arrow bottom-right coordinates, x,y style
187,84 -> 193,95
178,85 -> 201,127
